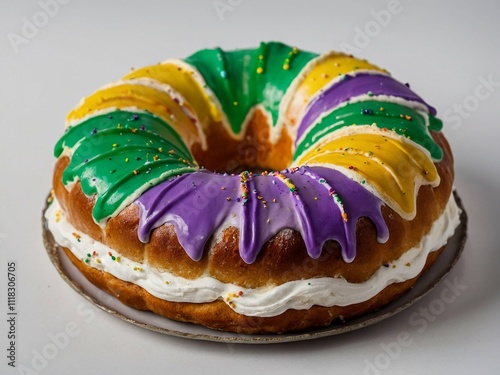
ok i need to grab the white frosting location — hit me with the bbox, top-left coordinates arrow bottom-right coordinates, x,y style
45,194 -> 461,318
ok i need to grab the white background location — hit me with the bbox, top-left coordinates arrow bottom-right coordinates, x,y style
1,0 -> 500,374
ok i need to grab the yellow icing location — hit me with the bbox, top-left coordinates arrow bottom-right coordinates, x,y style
63,46 -> 439,223
66,82 -> 199,145
296,131 -> 439,218
124,62 -> 223,125
286,53 -> 387,123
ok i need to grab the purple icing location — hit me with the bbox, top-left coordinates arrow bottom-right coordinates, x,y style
135,167 -> 388,264
296,73 -> 437,141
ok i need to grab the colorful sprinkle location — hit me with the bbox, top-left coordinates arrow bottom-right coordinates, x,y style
275,172 -> 297,193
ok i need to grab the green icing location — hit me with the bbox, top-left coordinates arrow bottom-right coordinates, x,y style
55,111 -> 191,160
293,101 -> 444,161
55,111 -> 197,223
428,114 -> 443,132
185,41 -> 318,134
56,44 -> 446,223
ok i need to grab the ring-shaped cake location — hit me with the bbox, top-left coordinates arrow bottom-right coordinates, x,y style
45,42 -> 460,334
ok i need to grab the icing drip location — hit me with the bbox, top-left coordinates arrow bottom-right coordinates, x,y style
55,111 -> 198,223
185,41 -> 318,134
54,42 -> 446,264
296,130 -> 440,219
46,193 -> 461,318
135,166 -> 389,264
296,72 -> 438,141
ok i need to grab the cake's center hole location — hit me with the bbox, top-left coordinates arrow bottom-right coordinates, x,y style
194,135 -> 279,174
192,110 -> 293,174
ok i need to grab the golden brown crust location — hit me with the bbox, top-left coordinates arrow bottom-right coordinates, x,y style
53,130 -> 453,286
51,109 -> 455,333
